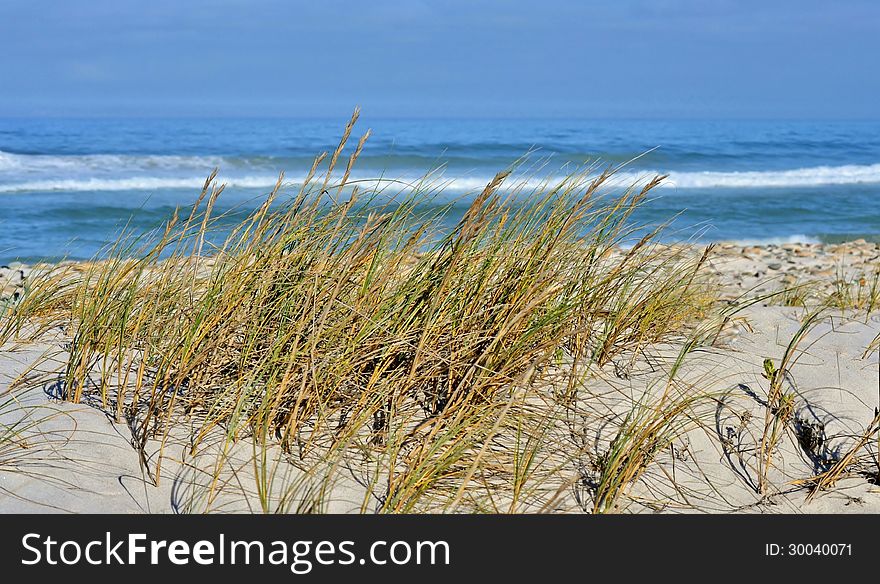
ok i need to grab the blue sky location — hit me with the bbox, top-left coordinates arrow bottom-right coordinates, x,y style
1,0 -> 877,118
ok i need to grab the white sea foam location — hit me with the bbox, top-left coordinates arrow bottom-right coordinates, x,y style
0,176 -> 285,193
0,150 -> 226,174
662,163 -> 880,188
380,163 -> 880,191
1,149 -> 880,193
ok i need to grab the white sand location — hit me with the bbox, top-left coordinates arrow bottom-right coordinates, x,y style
1,242 -> 878,513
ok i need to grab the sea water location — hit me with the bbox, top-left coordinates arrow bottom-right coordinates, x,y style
1,117 -> 878,262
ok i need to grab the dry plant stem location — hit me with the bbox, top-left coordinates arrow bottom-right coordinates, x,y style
756,310 -> 822,495
799,411 -> 880,500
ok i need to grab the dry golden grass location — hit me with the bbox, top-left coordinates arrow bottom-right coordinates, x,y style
1,110 -> 723,513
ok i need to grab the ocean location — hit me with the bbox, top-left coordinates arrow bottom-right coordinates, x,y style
1,117 -> 879,263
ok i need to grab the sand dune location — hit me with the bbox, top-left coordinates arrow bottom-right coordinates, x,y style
1,242 -> 878,513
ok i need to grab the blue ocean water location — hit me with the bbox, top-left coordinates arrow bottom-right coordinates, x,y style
1,117 -> 879,262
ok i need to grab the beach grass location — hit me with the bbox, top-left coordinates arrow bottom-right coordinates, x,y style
2,115 -> 878,512
0,111 -> 763,512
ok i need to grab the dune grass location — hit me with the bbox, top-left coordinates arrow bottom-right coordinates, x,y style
0,390 -> 34,464
755,311 -> 823,495
0,384 -> 70,490
827,268 -> 880,313
768,259 -> 880,315
0,110 -> 725,512
799,410 -> 880,500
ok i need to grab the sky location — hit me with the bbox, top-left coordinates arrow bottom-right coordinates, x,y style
0,0 -> 877,119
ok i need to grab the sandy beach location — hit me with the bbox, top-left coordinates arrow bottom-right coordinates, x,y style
2,240 -> 877,514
